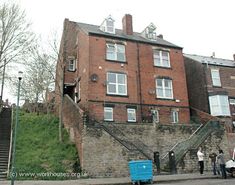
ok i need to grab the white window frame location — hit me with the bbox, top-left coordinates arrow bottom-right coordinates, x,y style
151,110 -> 159,123
106,43 -> 126,62
171,110 -> 179,123
127,108 -> 136,122
229,98 -> 235,105
106,18 -> 115,33
153,50 -> 171,68
107,72 -> 127,96
211,69 -> 221,87
156,78 -> 173,99
68,58 -> 76,71
100,16 -> 115,34
209,95 -> 231,116
104,107 -> 113,121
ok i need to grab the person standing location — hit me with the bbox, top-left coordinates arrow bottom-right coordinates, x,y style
209,152 -> 220,175
217,149 -> 227,179
197,147 -> 204,175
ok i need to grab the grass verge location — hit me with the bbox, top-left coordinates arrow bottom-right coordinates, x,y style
13,111 -> 79,180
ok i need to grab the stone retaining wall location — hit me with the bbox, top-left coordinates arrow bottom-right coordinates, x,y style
80,123 -> 228,177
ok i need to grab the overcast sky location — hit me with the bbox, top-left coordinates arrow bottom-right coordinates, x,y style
3,0 -> 235,103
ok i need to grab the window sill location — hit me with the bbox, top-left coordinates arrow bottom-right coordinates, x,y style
156,98 -> 175,101
106,94 -> 129,98
127,121 -> 137,123
154,66 -> 172,70
104,120 -> 114,122
212,85 -> 222,88
106,59 -> 127,64
67,69 -> 76,72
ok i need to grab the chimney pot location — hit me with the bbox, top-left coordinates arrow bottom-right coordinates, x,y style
122,14 -> 133,35
157,34 -> 163,39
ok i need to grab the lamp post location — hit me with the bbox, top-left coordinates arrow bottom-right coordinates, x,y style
11,71 -> 23,185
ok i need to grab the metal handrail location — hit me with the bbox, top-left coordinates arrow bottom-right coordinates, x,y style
98,122 -> 152,160
7,107 -> 13,176
161,123 -> 203,160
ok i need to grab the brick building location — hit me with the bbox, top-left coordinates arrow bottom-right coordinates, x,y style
56,14 -> 190,124
184,54 -> 235,126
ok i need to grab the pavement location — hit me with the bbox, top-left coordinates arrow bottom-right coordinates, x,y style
0,172 -> 221,185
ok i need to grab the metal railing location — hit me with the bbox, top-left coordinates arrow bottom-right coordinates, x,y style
94,121 -> 153,160
161,120 -> 222,169
7,108 -> 14,177
161,123 -> 203,162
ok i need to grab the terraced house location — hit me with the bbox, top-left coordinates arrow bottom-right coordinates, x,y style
184,54 -> 235,128
56,14 -> 190,125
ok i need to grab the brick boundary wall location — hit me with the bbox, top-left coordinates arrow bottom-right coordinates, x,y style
62,95 -> 84,168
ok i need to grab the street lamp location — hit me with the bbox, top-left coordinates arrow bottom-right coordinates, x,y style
11,71 -> 23,185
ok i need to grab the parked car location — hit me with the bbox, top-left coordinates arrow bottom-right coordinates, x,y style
226,147 -> 235,177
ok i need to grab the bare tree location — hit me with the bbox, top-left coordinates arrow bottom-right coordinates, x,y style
0,2 -> 35,99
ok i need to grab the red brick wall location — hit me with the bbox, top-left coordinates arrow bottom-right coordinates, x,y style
206,65 -> 235,97
184,57 -> 209,113
84,35 -> 190,123
62,95 -> 84,167
77,29 -> 90,110
58,19 -> 190,124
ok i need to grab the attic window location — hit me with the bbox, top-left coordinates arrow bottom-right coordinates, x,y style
142,23 -> 157,40
100,16 -> 115,34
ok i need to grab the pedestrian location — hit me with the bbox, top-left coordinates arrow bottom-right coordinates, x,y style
217,149 -> 227,179
197,147 -> 204,175
209,152 -> 220,175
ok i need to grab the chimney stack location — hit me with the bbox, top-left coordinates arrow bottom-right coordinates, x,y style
157,34 -> 163,39
122,14 -> 133,35
233,54 -> 235,61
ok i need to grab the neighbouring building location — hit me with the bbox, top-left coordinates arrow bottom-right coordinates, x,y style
184,53 -> 235,128
55,14 -> 190,125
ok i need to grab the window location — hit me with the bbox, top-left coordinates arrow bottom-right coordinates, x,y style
127,108 -> 136,122
100,16 -> 115,34
151,110 -> 159,123
143,23 -> 157,40
153,50 -> 170,67
107,72 -> 127,95
106,43 -> 126,62
68,58 -> 76,71
106,19 -> 114,33
209,95 -> 230,116
211,69 -> 221,86
230,99 -> 235,105
171,110 -> 179,123
156,78 -> 173,99
104,107 -> 113,121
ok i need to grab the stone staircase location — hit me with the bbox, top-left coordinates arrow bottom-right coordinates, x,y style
161,120 -> 222,170
0,108 -> 12,180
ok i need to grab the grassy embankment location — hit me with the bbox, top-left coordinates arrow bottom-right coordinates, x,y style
13,111 -> 79,180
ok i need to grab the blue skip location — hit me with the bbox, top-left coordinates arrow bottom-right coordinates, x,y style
128,160 -> 153,184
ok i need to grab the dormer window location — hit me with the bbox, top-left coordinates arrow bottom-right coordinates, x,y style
142,23 -> 157,40
100,15 -> 115,34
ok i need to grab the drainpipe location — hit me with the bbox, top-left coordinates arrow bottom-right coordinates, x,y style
136,43 -> 143,120
203,63 -> 210,114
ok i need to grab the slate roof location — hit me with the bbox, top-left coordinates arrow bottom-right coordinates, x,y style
184,54 -> 235,67
76,22 -> 182,49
